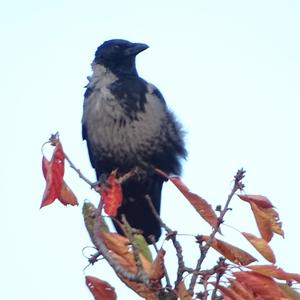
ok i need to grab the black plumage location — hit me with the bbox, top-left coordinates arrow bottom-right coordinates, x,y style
82,39 -> 186,242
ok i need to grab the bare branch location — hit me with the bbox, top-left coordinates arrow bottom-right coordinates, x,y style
149,236 -> 172,288
64,152 -> 95,188
188,169 -> 245,295
211,258 -> 227,300
146,195 -> 186,286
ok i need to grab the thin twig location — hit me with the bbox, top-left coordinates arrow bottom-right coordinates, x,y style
146,195 -> 186,286
64,152 -> 95,188
149,236 -> 172,288
211,271 -> 223,299
188,169 -> 246,295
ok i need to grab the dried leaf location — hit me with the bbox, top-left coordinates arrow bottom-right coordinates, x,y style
233,271 -> 287,300
250,202 -> 284,242
100,231 -> 130,256
148,249 -> 165,281
215,283 -> 245,300
238,194 -> 274,208
248,265 -> 300,283
242,232 -> 276,263
40,141 -> 65,208
118,275 -> 157,300
100,231 -> 152,274
228,279 -> 255,300
100,170 -> 123,216
156,169 -> 218,229
59,180 -> 78,205
85,276 -> 117,300
41,147 -> 78,207
110,251 -> 139,273
99,231 -> 159,298
176,281 -> 192,300
202,235 -> 257,266
108,252 -> 156,299
277,283 -> 300,300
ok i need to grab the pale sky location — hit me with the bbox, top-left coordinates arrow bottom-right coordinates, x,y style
1,1 -> 300,299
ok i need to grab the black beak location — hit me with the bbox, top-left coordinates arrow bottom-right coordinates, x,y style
125,43 -> 149,56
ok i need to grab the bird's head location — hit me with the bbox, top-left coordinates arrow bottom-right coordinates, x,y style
93,39 -> 149,76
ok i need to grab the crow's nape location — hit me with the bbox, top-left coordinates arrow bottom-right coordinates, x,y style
112,174 -> 164,243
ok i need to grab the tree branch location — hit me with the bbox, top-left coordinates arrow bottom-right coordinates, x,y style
146,195 -> 186,286
64,152 -> 95,188
188,169 -> 245,295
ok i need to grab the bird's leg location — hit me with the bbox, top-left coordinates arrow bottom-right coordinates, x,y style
91,173 -> 109,189
132,165 -> 157,181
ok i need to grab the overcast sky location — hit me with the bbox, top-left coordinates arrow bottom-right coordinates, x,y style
1,1 -> 300,299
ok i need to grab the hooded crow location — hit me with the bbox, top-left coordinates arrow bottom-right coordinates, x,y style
82,39 -> 186,242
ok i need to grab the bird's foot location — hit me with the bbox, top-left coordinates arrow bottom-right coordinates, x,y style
91,174 -> 109,189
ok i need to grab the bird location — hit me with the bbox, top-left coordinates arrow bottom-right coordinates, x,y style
82,39 -> 187,243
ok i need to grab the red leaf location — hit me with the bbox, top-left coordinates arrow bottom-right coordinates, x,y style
100,170 -> 123,216
86,276 -> 117,300
227,279 -> 255,299
156,169 -> 218,229
41,141 -> 65,208
149,249 -> 165,281
238,194 -> 274,208
248,265 -> 300,283
214,283 -> 245,300
233,271 -> 287,299
202,235 -> 257,266
42,156 -> 78,207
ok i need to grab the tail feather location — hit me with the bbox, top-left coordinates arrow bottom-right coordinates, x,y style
112,175 -> 164,243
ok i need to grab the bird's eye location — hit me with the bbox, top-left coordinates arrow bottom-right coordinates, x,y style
113,45 -> 120,50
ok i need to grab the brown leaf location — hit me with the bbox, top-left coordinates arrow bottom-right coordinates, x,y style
118,276 -> 157,300
156,169 -> 218,229
99,231 -> 159,298
242,232 -> 276,263
250,202 -> 284,242
176,281 -> 192,300
277,283 -> 300,300
110,251 -> 138,274
109,251 -> 157,299
248,265 -> 300,283
100,231 -> 130,256
107,249 -> 158,299
238,194 -> 274,208
85,276 -> 117,300
233,271 -> 287,300
228,279 -> 255,300
100,231 -> 152,274
59,180 -> 78,206
148,249 -> 165,281
202,235 -> 257,266
215,283 -> 245,300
